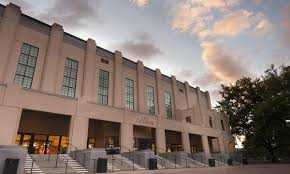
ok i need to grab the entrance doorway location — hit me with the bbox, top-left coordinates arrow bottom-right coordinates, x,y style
87,119 -> 120,149
133,125 -> 156,151
165,130 -> 183,152
189,134 -> 203,154
16,110 -> 71,154
208,136 -> 220,153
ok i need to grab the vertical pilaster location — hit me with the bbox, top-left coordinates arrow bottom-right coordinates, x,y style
40,23 -> 64,94
113,51 -> 123,108
155,69 -> 163,118
156,128 -> 166,153
137,60 -> 145,113
0,3 -> 21,82
184,81 -> 190,109
196,87 -> 205,126
69,116 -> 89,150
205,91 -> 212,109
82,39 -> 97,101
171,76 -> 177,119
0,106 -> 22,145
202,135 -> 211,158
120,123 -> 133,152
182,132 -> 191,153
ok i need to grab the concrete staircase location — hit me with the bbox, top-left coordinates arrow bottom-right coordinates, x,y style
114,154 -> 145,171
59,154 -> 89,173
24,155 -> 45,174
155,155 -> 181,169
24,154 -> 89,174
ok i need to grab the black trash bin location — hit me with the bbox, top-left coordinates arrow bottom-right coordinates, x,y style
242,158 -> 248,165
227,158 -> 233,166
3,158 -> 19,174
148,158 -> 157,170
208,158 -> 215,167
96,158 -> 107,173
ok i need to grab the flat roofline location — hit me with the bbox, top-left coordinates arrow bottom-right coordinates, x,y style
1,2 -> 209,94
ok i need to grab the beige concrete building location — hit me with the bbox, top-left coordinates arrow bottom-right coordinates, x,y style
0,3 -> 232,157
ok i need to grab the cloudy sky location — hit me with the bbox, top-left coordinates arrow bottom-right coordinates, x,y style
1,0 -> 290,105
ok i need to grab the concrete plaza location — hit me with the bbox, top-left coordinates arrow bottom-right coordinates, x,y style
115,164 -> 290,174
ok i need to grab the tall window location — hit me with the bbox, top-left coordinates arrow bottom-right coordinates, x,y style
209,117 -> 213,128
164,91 -> 172,119
125,78 -> 134,110
14,43 -> 39,89
61,58 -> 78,98
98,70 -> 109,105
146,86 -> 155,115
221,120 -> 225,131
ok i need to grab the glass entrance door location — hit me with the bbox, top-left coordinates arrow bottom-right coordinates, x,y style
16,133 -> 69,154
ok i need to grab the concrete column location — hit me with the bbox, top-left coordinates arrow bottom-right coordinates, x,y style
113,51 -> 124,108
205,91 -> 212,109
137,61 -> 145,113
184,81 -> 190,109
82,39 -> 97,101
155,69 -> 163,118
40,23 -> 64,94
0,3 -> 21,82
120,123 -> 133,152
182,132 -> 191,153
156,128 -> 166,153
70,116 -> 88,150
0,106 -> 22,145
196,87 -> 205,126
218,137 -> 225,153
202,135 -> 211,158
171,76 -> 177,120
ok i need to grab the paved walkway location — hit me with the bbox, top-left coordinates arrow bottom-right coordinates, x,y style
113,164 -> 290,174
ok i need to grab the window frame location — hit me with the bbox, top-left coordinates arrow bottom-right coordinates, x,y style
164,91 -> 172,119
61,58 -> 79,98
125,78 -> 134,110
14,43 -> 39,89
146,86 -> 155,115
98,69 -> 109,105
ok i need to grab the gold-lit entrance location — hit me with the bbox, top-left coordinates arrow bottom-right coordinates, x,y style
16,110 -> 71,154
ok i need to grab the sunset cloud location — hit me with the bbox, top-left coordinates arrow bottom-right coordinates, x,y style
118,33 -> 162,60
130,0 -> 149,7
201,41 -> 249,84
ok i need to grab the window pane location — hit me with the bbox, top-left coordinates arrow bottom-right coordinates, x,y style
14,43 -> 39,89
125,78 -> 134,110
164,92 -> 172,119
98,70 -> 109,105
61,58 -> 78,98
147,86 -> 155,115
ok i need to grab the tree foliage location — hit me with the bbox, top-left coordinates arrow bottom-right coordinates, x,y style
217,65 -> 290,162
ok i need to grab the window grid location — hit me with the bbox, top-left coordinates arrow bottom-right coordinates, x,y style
164,91 -> 172,119
125,78 -> 134,110
98,70 -> 109,105
61,58 -> 78,98
14,43 -> 39,89
146,86 -> 155,115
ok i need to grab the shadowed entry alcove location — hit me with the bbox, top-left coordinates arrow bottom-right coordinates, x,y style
87,119 -> 120,149
16,109 -> 71,154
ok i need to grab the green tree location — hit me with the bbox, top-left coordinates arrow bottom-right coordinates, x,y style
217,65 -> 290,162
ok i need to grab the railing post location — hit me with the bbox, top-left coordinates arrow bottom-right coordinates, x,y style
55,153 -> 59,168
30,159 -> 34,174
174,154 -> 177,168
65,159 -> 68,174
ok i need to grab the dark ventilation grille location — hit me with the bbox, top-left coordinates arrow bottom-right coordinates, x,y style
101,58 -> 109,64
123,58 -> 137,70
20,15 -> 50,36
63,32 -> 86,49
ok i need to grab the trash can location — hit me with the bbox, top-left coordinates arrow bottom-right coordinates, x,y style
148,158 -> 157,170
96,158 -> 107,173
227,158 -> 233,166
242,158 -> 248,165
3,158 -> 19,174
208,158 -> 215,167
